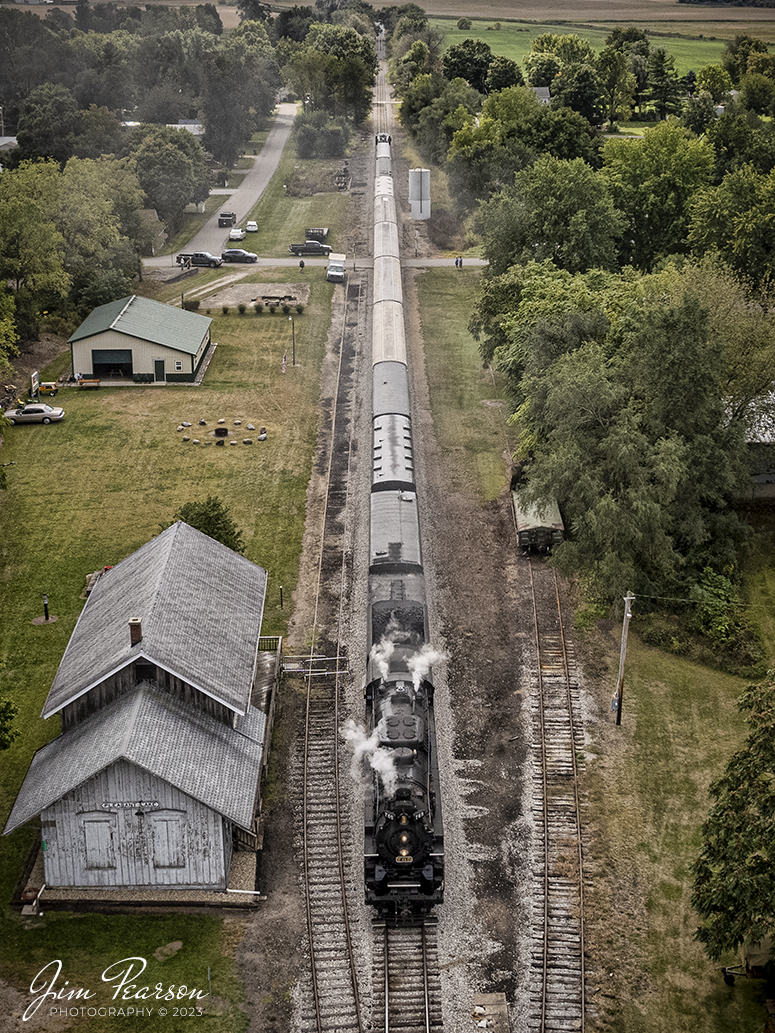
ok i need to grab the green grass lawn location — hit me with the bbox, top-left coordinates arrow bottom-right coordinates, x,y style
239,147 -> 352,259
0,266 -> 333,1029
416,268 -> 517,500
428,18 -> 729,74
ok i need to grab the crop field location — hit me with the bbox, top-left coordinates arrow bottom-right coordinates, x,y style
429,18 -> 731,73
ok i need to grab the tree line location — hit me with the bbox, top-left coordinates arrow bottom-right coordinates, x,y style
383,10 -> 775,966
0,0 -> 381,380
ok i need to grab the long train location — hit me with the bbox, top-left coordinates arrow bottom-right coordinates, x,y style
362,132 -> 445,919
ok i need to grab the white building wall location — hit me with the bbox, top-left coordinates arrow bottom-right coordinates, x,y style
72,330 -> 207,376
40,758 -> 227,889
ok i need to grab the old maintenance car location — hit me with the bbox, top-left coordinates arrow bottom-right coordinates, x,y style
6,403 -> 65,425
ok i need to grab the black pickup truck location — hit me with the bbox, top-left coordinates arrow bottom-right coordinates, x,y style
176,252 -> 223,268
288,240 -> 332,257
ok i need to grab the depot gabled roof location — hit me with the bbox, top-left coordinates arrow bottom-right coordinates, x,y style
68,295 -> 211,356
41,522 -> 267,719
4,684 -> 266,835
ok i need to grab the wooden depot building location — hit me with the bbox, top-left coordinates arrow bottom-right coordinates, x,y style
4,522 -> 279,894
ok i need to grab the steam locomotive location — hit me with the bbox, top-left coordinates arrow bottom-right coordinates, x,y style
362,132 -> 444,919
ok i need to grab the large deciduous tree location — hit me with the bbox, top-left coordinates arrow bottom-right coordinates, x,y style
602,121 -> 715,269
15,82 -> 80,165
691,677 -> 775,961
696,64 -> 734,104
447,85 -> 601,208
470,261 -> 756,600
478,155 -> 624,275
596,46 -> 636,125
442,37 -> 493,93
132,127 -> 209,230
689,163 -> 775,288
551,62 -> 604,124
0,159 -> 70,337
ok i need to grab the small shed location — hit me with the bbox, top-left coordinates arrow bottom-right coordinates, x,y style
69,295 -> 212,383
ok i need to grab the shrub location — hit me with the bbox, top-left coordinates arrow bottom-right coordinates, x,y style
269,304 -> 276,314
457,17 -> 471,29
295,304 -> 304,314
238,303 -> 246,315
222,305 -> 229,315
182,299 -> 200,311
282,303 -> 291,314
254,303 -> 263,314
295,111 -> 351,158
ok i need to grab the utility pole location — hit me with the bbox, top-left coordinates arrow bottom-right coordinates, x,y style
613,591 -> 635,726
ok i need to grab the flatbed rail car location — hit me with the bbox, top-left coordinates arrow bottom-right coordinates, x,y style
512,491 -> 564,551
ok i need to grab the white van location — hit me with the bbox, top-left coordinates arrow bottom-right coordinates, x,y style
326,253 -> 346,283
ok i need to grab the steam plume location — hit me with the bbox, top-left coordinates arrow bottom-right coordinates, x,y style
407,643 -> 448,690
341,718 -> 398,795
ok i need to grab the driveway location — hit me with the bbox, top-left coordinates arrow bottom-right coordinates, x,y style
145,102 -> 298,270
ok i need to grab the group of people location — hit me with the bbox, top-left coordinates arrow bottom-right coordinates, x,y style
454,256 -> 464,269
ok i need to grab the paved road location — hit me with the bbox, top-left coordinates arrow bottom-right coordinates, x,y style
145,101 -> 488,274
145,102 -> 298,270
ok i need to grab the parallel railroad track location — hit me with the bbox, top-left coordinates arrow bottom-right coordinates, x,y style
297,277 -> 365,1033
524,555 -> 587,1033
374,923 -> 444,1033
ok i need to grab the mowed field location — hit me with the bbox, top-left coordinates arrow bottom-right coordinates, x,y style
43,0 -> 775,42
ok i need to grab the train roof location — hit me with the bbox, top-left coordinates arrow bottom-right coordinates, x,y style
512,492 -> 564,532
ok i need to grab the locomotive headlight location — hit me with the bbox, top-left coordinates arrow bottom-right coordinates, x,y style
400,849 -> 408,856
400,834 -> 409,844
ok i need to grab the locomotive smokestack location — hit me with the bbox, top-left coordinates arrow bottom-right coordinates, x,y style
129,618 -> 143,646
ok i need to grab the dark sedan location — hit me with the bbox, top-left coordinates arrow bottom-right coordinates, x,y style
221,248 -> 258,264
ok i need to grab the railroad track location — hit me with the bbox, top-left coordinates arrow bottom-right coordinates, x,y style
524,555 -> 587,1033
373,923 -> 444,1033
296,277 -> 365,1033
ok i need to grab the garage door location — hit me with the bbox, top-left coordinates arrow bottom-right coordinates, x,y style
91,349 -> 133,376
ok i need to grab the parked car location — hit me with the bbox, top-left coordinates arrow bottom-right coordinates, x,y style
221,249 -> 258,264
229,227 -> 246,241
6,403 -> 65,424
246,221 -> 258,232
288,240 -> 333,256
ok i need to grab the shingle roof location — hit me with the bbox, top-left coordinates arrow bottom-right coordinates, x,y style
42,522 -> 267,718
4,685 -> 266,834
68,295 -> 211,356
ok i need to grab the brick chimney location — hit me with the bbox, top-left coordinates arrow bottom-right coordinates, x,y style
129,618 -> 143,646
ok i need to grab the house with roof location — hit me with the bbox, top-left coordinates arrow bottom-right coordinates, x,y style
4,522 -> 279,891
69,295 -> 212,384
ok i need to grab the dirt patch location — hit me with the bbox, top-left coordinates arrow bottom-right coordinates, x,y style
195,283 -> 311,311
3,334 -> 69,403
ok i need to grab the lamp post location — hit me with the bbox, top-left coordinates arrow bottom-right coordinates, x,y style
288,315 -> 295,366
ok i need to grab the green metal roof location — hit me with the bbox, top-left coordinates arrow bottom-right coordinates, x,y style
69,295 -> 212,356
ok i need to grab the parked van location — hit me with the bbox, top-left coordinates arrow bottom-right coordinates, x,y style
326,253 -> 346,283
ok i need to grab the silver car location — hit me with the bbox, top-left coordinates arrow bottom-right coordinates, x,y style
6,403 -> 65,424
